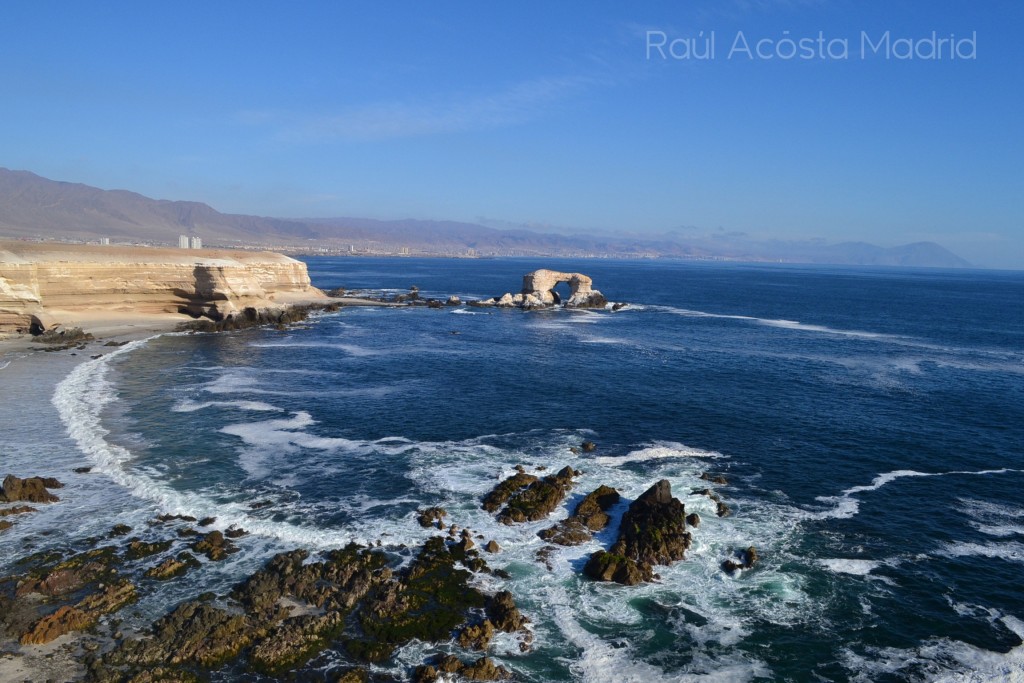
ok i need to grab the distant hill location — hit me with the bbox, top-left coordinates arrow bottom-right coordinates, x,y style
0,168 -> 971,267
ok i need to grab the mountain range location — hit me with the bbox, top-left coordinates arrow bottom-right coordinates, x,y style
0,168 -> 971,267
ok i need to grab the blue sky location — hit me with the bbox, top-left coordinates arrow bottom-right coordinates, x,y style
2,1 -> 1022,266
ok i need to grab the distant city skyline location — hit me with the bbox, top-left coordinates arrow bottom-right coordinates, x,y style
1,1 -> 1021,267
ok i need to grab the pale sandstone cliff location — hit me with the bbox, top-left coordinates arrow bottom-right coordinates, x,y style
0,242 -> 324,336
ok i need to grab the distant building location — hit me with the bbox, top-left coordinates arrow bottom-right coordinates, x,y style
399,246 -> 411,255
178,235 -> 189,249
189,236 -> 202,249
99,237 -> 110,245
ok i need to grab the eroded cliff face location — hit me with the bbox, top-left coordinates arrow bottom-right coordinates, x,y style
0,242 -> 324,335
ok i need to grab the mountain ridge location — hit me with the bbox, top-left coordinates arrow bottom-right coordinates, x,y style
0,168 -> 972,268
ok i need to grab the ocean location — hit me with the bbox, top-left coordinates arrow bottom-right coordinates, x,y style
4,257 -> 1023,681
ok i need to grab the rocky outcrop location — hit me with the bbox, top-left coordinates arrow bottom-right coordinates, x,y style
539,485 -> 620,546
482,466 -> 578,524
1,474 -> 62,503
0,241 -> 324,335
721,546 -> 759,573
584,480 -> 691,585
471,269 -> 610,310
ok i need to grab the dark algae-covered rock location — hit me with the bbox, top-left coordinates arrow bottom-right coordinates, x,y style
540,484 -> 620,546
354,536 -> 486,661
584,480 -> 691,585
482,471 -> 538,512
495,466 -> 577,524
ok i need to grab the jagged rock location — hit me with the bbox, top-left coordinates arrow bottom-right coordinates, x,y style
584,480 -> 691,585
155,513 -> 198,523
16,547 -> 118,597
539,485 -> 620,546
109,524 -> 133,536
722,546 -> 759,573
496,466 -> 576,524
446,296 -> 461,306
198,516 -> 216,527
686,513 -> 701,528
20,580 -> 136,644
333,668 -> 369,683
105,600 -> 256,668
458,619 -> 495,650
582,551 -> 652,586
484,540 -> 500,554
1,474 -> 61,503
191,530 -> 237,561
250,610 -> 348,673
353,537 -> 486,662
461,656 -> 513,680
225,526 -> 248,538
486,591 -> 528,633
145,553 -> 201,581
482,472 -> 538,512
700,473 -> 729,485
417,507 -> 447,528
581,441 -> 597,452
74,466 -> 93,473
125,538 -> 174,561
0,520 -> 11,531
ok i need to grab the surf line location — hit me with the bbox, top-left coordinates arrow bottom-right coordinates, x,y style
52,336 -> 356,549
812,467 -> 1024,520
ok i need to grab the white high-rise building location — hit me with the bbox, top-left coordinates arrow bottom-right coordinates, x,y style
178,235 -> 189,249
189,236 -> 202,249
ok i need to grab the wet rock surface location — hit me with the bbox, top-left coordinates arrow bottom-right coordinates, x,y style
584,480 -> 691,585
493,466 -> 577,524
539,485 -> 620,546
1,474 -> 63,503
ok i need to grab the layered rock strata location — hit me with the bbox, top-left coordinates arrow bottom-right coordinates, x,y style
0,241 -> 324,335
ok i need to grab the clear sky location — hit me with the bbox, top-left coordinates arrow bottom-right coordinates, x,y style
2,1 -> 1022,267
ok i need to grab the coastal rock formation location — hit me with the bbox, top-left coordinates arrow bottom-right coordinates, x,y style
539,485 -> 620,546
584,480 -> 691,585
0,241 -> 325,335
1,474 -> 62,503
482,466 -> 578,524
472,269 -> 610,310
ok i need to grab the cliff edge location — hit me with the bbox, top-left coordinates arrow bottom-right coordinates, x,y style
0,241 -> 324,337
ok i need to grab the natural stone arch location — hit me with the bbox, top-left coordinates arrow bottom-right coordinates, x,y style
521,269 -> 595,306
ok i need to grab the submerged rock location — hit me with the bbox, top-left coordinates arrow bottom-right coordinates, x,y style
721,546 -> 759,573
417,507 -> 447,528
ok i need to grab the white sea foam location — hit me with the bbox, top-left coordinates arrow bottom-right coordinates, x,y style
958,498 -> 1024,538
939,541 -> 1024,563
842,613 -> 1024,682
818,559 -> 880,576
172,399 -> 282,413
594,442 -> 724,465
53,342 -> 358,548
811,468 -> 1023,520
249,341 -> 383,356
451,308 -> 486,315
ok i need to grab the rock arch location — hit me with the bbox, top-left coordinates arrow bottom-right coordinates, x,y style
521,269 -> 606,308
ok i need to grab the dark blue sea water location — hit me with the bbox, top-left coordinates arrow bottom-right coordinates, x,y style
50,258 -> 1024,681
